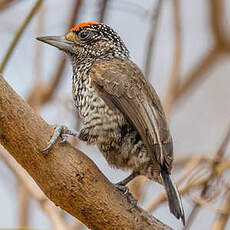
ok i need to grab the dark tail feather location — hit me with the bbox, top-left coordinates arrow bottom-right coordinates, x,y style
161,167 -> 185,225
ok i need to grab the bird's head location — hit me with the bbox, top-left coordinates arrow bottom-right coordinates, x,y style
37,22 -> 129,61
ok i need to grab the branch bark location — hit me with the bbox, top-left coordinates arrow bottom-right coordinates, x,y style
0,74 -> 172,230
0,146 -> 67,230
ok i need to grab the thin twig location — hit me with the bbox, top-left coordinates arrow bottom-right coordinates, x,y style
174,155 -> 213,168
164,0 -> 182,118
210,0 -> 230,50
189,191 -> 226,214
144,0 -> 163,79
0,0 -> 18,11
216,159 -> 230,175
98,0 -> 109,22
106,1 -> 148,19
147,147 -> 230,213
184,126 -> 230,230
211,190 -> 230,230
18,184 -> 29,227
34,4 -> 45,82
0,0 -> 42,73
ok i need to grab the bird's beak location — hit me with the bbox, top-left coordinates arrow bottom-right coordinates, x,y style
36,36 -> 74,53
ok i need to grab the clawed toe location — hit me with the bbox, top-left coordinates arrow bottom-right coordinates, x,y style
115,184 -> 129,194
60,134 -> 69,143
114,183 -> 137,210
40,125 -> 79,152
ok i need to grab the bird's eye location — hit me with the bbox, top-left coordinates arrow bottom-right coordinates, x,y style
78,30 -> 91,40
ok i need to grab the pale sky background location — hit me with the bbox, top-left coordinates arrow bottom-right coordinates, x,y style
0,0 -> 230,229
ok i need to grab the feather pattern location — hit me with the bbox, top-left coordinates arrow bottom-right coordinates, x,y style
90,58 -> 173,171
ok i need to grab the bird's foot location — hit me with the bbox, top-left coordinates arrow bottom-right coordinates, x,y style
41,125 -> 79,152
114,183 -> 137,211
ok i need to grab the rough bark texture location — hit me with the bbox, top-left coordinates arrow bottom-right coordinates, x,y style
0,74 -> 172,230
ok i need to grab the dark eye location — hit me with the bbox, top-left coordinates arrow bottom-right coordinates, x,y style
78,30 -> 91,40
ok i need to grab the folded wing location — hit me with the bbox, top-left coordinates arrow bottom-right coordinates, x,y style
90,59 -> 173,171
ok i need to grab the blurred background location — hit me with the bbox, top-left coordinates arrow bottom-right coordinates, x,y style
0,0 -> 230,229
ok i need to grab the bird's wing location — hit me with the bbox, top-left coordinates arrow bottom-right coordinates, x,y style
89,59 -> 173,171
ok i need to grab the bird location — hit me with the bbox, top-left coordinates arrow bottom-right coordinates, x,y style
37,22 -> 185,225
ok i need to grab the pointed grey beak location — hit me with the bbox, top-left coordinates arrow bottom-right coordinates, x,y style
36,36 -> 74,53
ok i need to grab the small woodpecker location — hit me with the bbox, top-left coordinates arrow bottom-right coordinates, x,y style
37,22 -> 185,225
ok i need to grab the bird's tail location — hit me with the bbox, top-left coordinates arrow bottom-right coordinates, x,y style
161,166 -> 185,225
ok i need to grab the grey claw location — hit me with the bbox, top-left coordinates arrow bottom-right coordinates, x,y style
60,134 -> 69,143
114,183 -> 137,210
115,184 -> 129,194
127,195 -> 137,211
40,125 -> 79,152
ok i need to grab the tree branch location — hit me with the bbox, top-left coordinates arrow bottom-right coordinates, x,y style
0,146 -> 67,230
0,74 -> 172,230
144,0 -> 163,79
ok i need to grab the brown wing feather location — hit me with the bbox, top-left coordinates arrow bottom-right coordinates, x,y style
90,58 -> 173,171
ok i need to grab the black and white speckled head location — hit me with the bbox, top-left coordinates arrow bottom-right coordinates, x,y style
65,22 -> 129,60
36,22 -> 129,65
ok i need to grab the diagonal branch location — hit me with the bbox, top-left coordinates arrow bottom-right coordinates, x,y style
0,73 -> 172,230
0,146 -> 67,230
210,0 -> 230,50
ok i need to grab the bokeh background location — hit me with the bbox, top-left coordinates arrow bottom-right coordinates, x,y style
0,0 -> 230,229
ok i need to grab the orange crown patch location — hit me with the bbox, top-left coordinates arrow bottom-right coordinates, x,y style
71,22 -> 101,31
